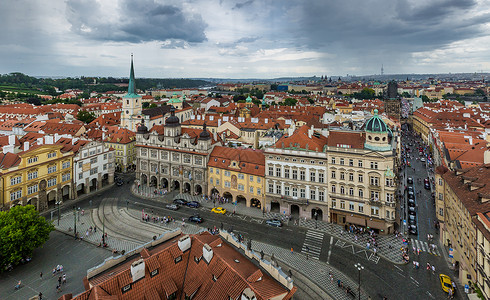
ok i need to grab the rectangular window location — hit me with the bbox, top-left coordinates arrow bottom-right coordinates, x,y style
371,207 -> 379,216
103,164 -> 107,170
28,185 -> 38,194
257,188 -> 261,195
224,171 -> 231,177
358,160 -> 363,168
340,186 -> 345,194
371,191 -> 379,201
331,171 -> 336,179
370,161 -> 378,169
284,168 -> 290,178
439,208 -> 444,216
439,178 -> 443,186
210,178 -> 214,184
310,190 -> 316,200
62,173 -> 71,182
10,176 -> 22,186
292,170 -> 298,180
292,187 -> 298,197
28,156 -> 38,164
216,169 -> 220,175
249,187 -> 254,193
358,204 -> 364,213
79,162 -> 83,168
104,153 -> 107,160
349,188 -> 354,196
257,177 -> 261,183
319,191 -> 325,201
47,152 -> 56,158
331,185 -> 336,193
210,168 -> 213,173
249,175 -> 253,182
238,174 -> 244,180
172,153 -> 180,162
349,202 -> 355,211
90,167 -> 98,175
269,166 -> 274,176
358,174 -> 363,183
10,190 -> 22,201
183,155 -> 191,163
269,183 -> 274,193
340,158 -> 344,165
370,176 -> 379,186
216,179 -> 220,185
90,157 -> 97,164
349,173 -> 354,181
79,173 -> 83,179
300,170 -> 305,181
161,151 -> 168,160
331,199 -> 336,208
276,185 -> 281,194
238,184 -> 244,191
151,150 -> 157,158
349,159 -> 354,166
340,172 -> 345,180
359,189 -> 364,198
47,178 -> 57,187
340,201 -> 345,209
62,161 -> 70,169
300,188 -> 305,198
386,193 -> 394,202
439,193 -> 443,200
385,178 -> 393,187
319,173 -> 324,183
331,157 -> 336,164
275,167 -> 281,177
386,211 -> 390,219
48,165 -> 57,174
140,149 -> 147,156
284,186 -> 290,196
195,157 -> 202,165
310,172 -> 316,182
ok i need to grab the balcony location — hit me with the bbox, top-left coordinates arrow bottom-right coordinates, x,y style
369,198 -> 382,206
268,194 -> 308,205
369,183 -> 381,190
386,201 -> 396,208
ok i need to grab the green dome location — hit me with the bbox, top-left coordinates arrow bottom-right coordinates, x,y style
246,96 -> 252,102
365,109 -> 387,133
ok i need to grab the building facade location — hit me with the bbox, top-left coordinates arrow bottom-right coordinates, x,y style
0,141 -> 73,211
104,127 -> 136,173
135,107 -> 218,194
265,110 -> 398,233
208,146 -> 265,209
74,141 -> 115,197
475,212 -> 490,299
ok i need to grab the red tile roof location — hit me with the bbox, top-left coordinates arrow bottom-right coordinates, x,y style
275,125 -> 327,151
208,146 -> 265,176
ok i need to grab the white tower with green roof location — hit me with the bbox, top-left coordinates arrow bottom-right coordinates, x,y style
120,54 -> 143,131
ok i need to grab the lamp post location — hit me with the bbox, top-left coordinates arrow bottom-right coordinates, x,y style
354,263 -> 364,300
56,201 -> 61,226
73,207 -> 77,239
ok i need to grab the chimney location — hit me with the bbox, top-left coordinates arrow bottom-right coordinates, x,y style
178,235 -> 191,252
37,137 -> 43,145
485,149 -> 490,164
203,244 -> 213,263
54,133 -> 60,143
8,135 -> 15,145
2,145 -> 14,154
130,259 -> 145,282
213,131 -> 217,141
24,142 -> 30,151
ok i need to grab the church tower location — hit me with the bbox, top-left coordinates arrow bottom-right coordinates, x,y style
120,54 -> 143,131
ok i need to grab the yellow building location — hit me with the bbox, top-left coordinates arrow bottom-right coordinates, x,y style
208,146 -> 265,209
0,143 -> 74,212
437,164 -> 490,289
104,127 -> 136,172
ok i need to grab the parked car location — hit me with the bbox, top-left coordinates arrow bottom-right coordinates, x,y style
420,157 -> 426,162
116,178 -> 124,186
424,183 -> 431,190
165,204 -> 179,211
187,201 -> 200,208
409,225 -> 417,235
211,207 -> 227,214
173,199 -> 189,206
409,214 -> 416,222
408,186 -> 414,193
265,219 -> 282,227
409,209 -> 416,216
408,199 -> 416,206
407,177 -> 414,184
408,192 -> 415,199
439,274 -> 454,294
408,206 -> 416,213
188,215 -> 203,223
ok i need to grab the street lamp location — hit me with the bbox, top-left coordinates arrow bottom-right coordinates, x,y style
73,207 -> 77,239
56,201 -> 61,226
354,263 -> 364,300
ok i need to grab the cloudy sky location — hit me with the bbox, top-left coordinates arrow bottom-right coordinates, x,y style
1,0 -> 490,78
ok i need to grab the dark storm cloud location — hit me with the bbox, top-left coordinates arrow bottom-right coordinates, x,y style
65,0 -> 207,43
287,0 -> 488,54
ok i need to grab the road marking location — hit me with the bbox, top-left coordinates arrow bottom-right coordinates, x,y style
394,265 -> 403,272
426,291 -> 435,299
249,218 -> 263,224
302,229 -> 324,260
327,236 -> 333,264
396,272 -> 405,277
410,276 -> 419,286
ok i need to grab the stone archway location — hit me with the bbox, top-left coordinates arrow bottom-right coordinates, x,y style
184,182 -> 191,193
90,178 -> 97,192
270,202 -> 280,213
210,187 -> 219,195
47,190 -> 57,208
290,204 -> 300,218
223,192 -> 233,203
161,178 -> 168,189
102,174 -> 109,187
77,183 -> 85,196
141,174 -> 148,185
27,197 -> 38,210
62,185 -> 71,200
236,195 -> 247,206
150,176 -> 157,187
173,180 -> 180,191
195,184 -> 202,195
251,198 -> 261,209
311,208 -> 323,221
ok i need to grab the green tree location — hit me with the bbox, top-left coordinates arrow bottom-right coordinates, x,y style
149,103 -> 157,108
0,205 -> 54,270
142,102 -> 150,108
421,95 -> 430,102
284,97 -> 297,106
76,110 -> 96,123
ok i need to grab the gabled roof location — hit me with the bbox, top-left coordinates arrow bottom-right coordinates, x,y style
208,146 -> 265,176
275,125 -> 327,151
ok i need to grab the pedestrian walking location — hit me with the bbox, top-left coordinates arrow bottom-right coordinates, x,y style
432,265 -> 435,274
427,263 -> 430,271
290,247 -> 293,254
58,275 -> 62,285
40,271 -> 43,280
39,292 -> 43,299
62,273 -> 66,284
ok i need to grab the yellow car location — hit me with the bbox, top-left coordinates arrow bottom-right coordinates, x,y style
439,274 -> 454,294
211,207 -> 227,214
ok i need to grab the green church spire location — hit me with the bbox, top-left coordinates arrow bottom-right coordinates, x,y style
124,53 -> 138,98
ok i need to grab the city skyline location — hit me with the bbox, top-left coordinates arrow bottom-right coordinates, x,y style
1,0 -> 490,78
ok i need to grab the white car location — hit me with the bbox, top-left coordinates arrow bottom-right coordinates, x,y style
420,158 -> 426,162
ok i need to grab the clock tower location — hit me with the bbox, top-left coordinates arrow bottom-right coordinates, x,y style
120,54 -> 143,131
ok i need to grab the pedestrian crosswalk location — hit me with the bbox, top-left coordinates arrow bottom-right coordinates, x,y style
302,229 -> 324,260
413,239 -> 441,256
